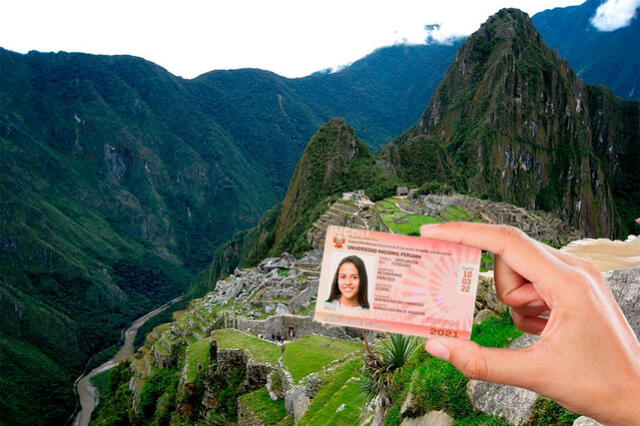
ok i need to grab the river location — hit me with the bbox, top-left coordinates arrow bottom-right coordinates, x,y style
71,296 -> 183,426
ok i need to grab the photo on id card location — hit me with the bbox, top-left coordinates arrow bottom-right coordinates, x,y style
314,225 -> 481,339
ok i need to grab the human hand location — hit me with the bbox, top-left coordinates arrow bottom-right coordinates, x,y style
420,222 -> 640,425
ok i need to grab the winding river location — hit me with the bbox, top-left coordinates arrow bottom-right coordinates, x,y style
71,296 -> 183,426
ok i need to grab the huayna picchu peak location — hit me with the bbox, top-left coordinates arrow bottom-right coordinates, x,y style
379,8 -> 639,238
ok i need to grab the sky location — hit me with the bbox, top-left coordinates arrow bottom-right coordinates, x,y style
1,0 -> 638,79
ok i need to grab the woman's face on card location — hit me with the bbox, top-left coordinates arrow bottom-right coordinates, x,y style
338,262 -> 360,299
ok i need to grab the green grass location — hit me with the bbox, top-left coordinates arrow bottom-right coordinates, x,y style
471,311 -> 523,348
211,329 -> 281,365
527,397 -> 579,425
238,388 -> 288,425
299,302 -> 316,315
281,335 -> 362,382
278,269 -> 290,277
184,338 -> 212,382
388,215 -> 443,235
376,197 -> 446,235
90,369 -> 111,397
303,377 -> 364,425
383,312 -> 522,424
447,205 -> 472,220
153,340 -> 171,356
298,358 -> 363,425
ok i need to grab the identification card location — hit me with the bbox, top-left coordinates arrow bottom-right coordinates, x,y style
313,225 -> 481,339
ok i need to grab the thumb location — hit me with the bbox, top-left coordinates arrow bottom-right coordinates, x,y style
425,338 -> 539,389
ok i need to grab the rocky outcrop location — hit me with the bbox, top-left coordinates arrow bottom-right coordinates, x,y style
468,334 -> 539,425
474,272 -> 508,323
400,410 -> 454,426
237,398 -> 264,426
573,416 -> 604,425
307,194 -> 389,250
604,266 -> 640,337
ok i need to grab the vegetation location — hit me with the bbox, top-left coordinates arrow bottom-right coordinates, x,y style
298,358 -> 365,426
184,338 -> 213,382
239,388 -> 288,425
383,312 -> 522,424
281,335 -> 362,382
378,8 -> 639,239
138,367 -> 180,421
361,334 -> 420,415
91,361 -> 135,425
211,329 -> 281,365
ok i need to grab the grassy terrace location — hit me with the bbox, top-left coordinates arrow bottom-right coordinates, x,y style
184,337 -> 212,382
376,197 -> 444,235
375,197 -> 484,235
281,335 -> 362,382
211,329 -> 281,365
298,358 -> 364,426
239,388 -> 288,425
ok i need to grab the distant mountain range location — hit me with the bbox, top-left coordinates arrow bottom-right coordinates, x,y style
0,1 -> 638,424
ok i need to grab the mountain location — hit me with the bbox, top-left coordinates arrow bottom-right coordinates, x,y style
0,43 -> 456,424
189,43 -> 458,193
379,8 -> 639,238
245,118 -> 399,263
533,0 -> 640,99
0,50 -> 274,424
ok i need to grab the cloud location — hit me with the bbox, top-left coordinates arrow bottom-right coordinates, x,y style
591,0 -> 640,31
423,23 -> 467,45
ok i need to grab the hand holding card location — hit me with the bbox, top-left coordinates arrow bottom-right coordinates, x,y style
314,225 -> 481,339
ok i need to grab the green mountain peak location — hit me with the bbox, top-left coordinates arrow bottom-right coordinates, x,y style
380,8 -> 639,238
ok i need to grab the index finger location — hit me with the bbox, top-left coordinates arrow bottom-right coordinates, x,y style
420,222 -> 567,297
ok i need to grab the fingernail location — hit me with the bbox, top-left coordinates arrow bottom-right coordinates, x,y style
525,301 -> 546,308
426,340 -> 450,361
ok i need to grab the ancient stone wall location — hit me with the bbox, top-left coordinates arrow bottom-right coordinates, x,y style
236,314 -> 354,340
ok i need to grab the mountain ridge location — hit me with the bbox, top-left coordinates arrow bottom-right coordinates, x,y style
380,8 -> 638,237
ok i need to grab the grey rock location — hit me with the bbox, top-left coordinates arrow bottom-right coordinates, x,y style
275,303 -> 291,315
467,379 -> 538,425
280,252 -> 296,266
400,410 -> 454,426
573,417 -> 604,426
298,250 -> 323,264
509,333 -> 538,349
605,266 -> 640,337
284,385 -> 310,422
476,273 -> 508,313
259,253 -> 295,272
473,308 -> 497,324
